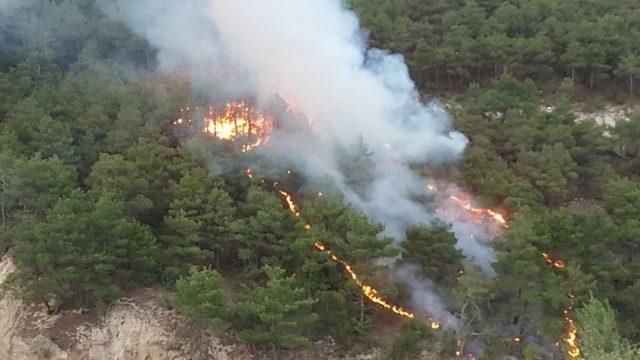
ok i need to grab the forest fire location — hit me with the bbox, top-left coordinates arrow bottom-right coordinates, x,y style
204,101 -> 273,151
278,190 -> 300,217
276,189 -> 426,321
449,196 -> 508,228
175,101 -> 273,152
565,314 -> 580,358
428,182 -> 579,358
426,183 -> 508,228
313,242 -> 416,319
541,252 -> 566,269
540,253 -> 579,358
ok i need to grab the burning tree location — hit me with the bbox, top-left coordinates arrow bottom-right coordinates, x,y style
204,101 -> 273,152
175,101 -> 274,152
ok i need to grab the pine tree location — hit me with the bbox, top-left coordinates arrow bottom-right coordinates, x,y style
175,266 -> 227,330
237,265 -> 318,351
401,220 -> 464,285
576,295 -> 639,360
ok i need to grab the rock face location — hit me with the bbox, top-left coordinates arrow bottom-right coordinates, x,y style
0,256 -> 249,360
573,105 -> 634,127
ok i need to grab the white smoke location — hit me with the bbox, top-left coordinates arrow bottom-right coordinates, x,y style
0,0 -> 27,12
394,264 -> 460,328
100,0 -> 486,320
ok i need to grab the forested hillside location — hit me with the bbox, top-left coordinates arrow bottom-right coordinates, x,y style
351,0 -> 640,98
1,1 -> 639,359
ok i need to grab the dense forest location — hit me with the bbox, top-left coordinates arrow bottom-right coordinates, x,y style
352,0 -> 640,99
1,1 -> 639,359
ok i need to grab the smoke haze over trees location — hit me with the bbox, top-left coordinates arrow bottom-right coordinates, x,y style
0,0 -> 639,359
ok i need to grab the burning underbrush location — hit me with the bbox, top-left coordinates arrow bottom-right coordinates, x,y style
168,93 -> 579,358
173,100 -> 274,152
426,182 -> 508,231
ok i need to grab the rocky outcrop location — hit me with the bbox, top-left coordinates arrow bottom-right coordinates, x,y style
0,256 -> 250,360
0,256 -> 384,360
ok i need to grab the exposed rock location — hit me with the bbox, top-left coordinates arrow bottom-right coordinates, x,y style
0,256 -> 386,360
0,256 -> 249,360
573,104 -> 635,127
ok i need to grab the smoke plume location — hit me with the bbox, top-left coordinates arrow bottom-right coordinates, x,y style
99,0 -> 497,322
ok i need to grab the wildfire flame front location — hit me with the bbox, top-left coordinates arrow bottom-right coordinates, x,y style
276,190 -> 428,322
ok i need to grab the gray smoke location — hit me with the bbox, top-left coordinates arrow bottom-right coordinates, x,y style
0,0 -> 22,9
100,0 -> 484,323
394,264 -> 460,328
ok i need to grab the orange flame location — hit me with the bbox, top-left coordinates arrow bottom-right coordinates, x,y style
541,253 -> 580,358
275,190 -> 427,322
278,190 -> 301,217
449,195 -> 508,228
314,242 -> 416,319
565,321 -> 580,358
541,252 -> 566,269
201,101 -> 273,152
429,182 -> 578,357
427,183 -> 508,228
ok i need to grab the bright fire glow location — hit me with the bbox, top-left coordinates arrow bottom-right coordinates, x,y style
174,101 -> 273,151
278,190 -> 301,217
314,242 -> 416,319
542,252 -> 566,269
276,189 -> 428,321
204,101 -> 273,152
565,317 -> 580,358
541,253 -> 579,358
426,183 -> 508,228
449,195 -> 508,228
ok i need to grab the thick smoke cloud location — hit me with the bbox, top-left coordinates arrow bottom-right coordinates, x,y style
100,0 -> 471,234
100,0 -> 492,322
0,0 -> 21,9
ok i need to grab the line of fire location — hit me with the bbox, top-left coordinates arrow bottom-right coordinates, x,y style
173,100 -> 580,359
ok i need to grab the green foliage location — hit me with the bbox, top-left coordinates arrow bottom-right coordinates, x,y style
351,0 -> 640,94
165,167 -> 236,268
0,0 -> 153,70
2,1 -> 640,356
4,154 -> 76,215
576,295 -> 640,360
401,220 -> 464,286
159,210 -> 211,284
465,74 -> 540,116
237,265 -> 318,349
7,192 -> 158,312
312,290 -> 372,347
231,186 -> 306,269
612,114 -> 640,175
302,194 -> 397,264
388,319 -> 432,360
174,266 -> 227,330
